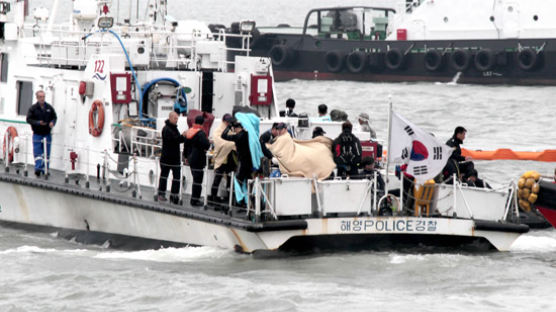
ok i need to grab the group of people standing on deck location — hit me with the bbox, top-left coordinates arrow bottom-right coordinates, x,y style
22,90 -> 491,210
157,110 -> 257,207
156,98 -> 385,208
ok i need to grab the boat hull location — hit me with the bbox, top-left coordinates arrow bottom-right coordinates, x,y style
249,36 -> 556,85
535,180 -> 556,228
0,173 -> 527,253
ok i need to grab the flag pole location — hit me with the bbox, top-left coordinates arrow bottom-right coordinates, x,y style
384,95 -> 393,199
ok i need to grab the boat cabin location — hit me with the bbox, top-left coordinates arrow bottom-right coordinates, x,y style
301,6 -> 396,41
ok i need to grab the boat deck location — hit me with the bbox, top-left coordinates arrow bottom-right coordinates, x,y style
0,163 -> 307,233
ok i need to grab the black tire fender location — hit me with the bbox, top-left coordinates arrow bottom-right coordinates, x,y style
325,50 -> 345,73
346,51 -> 367,73
474,49 -> 495,72
450,49 -> 471,71
385,48 -> 406,70
269,45 -> 295,67
517,48 -> 540,71
424,49 -> 444,72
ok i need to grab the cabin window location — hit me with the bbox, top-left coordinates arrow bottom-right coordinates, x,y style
0,53 -> 7,82
16,80 -> 33,116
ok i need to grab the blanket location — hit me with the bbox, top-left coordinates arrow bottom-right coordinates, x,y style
212,121 -> 236,169
268,133 -> 335,180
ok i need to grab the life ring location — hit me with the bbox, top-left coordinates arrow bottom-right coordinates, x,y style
325,51 -> 345,73
424,49 -> 444,71
2,126 -> 18,162
517,48 -> 540,71
346,51 -> 367,73
450,49 -> 471,71
474,49 -> 495,72
89,100 -> 105,137
385,48 -> 406,70
269,45 -> 295,67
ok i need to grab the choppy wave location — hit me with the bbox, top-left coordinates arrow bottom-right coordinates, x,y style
0,245 -> 89,255
94,246 -> 234,262
510,231 -> 556,253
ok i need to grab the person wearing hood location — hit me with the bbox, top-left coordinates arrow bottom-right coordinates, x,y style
184,115 -> 211,206
158,112 -> 186,204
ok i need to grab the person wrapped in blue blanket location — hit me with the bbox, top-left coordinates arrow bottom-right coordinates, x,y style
221,113 -> 263,206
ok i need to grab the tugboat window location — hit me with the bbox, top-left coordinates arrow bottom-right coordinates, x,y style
0,53 -> 8,82
490,16 -> 495,22
443,17 -> 448,23
16,81 -> 33,116
533,15 -> 538,21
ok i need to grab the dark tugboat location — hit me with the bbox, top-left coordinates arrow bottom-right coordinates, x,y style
237,0 -> 556,85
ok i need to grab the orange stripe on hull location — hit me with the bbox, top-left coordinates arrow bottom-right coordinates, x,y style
461,148 -> 556,162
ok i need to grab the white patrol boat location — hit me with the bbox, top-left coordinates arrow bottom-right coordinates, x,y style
0,0 -> 527,255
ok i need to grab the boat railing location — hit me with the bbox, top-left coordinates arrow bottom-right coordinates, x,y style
22,25 -> 252,70
119,125 -> 161,158
1,130 -> 517,223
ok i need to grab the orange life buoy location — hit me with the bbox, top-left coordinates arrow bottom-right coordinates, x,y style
88,100 -> 105,137
2,126 -> 18,162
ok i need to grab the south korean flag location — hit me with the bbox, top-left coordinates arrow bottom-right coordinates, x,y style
389,112 -> 453,184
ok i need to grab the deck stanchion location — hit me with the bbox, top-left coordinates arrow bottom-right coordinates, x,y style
23,134 -> 29,176
400,174 -> 404,215
134,153 -> 141,199
254,177 -> 261,222
246,179 -> 252,218
85,147 -> 90,188
104,150 -> 110,192
43,137 -> 48,178
154,157 -> 160,201
178,163 -> 183,205
3,131 -> 8,172
203,159 -> 209,207
228,171 -> 235,211
373,171 -> 378,215
313,176 -> 323,217
453,174 -> 457,216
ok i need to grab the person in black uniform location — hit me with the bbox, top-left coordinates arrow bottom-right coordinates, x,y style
355,156 -> 385,191
158,111 -> 185,203
184,115 -> 211,206
26,90 -> 57,176
332,121 -> 362,178
221,120 -> 253,185
444,126 -> 472,179
285,98 -> 298,117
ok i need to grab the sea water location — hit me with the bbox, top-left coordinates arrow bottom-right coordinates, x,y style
2,1 -> 555,311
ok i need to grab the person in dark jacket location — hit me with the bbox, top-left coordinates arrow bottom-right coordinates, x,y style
26,90 -> 57,176
259,122 -> 287,159
444,126 -> 473,181
332,121 -> 362,178
158,111 -> 185,203
184,115 -> 211,206
355,156 -> 385,191
285,98 -> 298,117
221,120 -> 253,184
